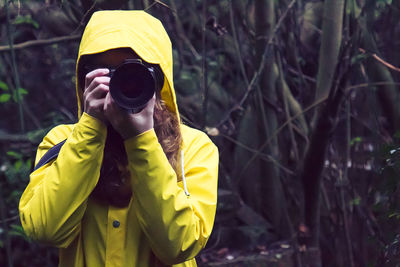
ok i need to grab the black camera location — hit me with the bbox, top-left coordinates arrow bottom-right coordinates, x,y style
108,59 -> 164,113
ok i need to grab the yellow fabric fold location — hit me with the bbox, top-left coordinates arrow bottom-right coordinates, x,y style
20,10 -> 219,267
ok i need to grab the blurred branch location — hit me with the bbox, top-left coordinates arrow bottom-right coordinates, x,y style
278,52 -> 299,161
145,0 -> 174,12
201,0 -> 208,128
169,0 -> 200,58
214,0 -> 297,129
0,130 -> 32,143
342,97 -> 355,267
0,215 -> 19,224
220,133 -> 294,176
346,81 -> 400,93
70,1 -> 96,35
4,0 -> 24,133
240,93 -> 328,175
287,66 -> 316,83
237,60 -> 400,174
0,177 -> 13,267
359,48 -> 400,73
0,35 -> 81,52
229,0 -> 249,86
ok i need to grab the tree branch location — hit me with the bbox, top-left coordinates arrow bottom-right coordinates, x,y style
359,48 -> 400,73
214,0 -> 297,129
0,35 -> 81,52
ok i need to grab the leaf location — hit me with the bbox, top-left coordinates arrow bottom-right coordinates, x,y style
350,196 -> 361,206
12,87 -> 28,102
180,70 -> 192,80
6,151 -> 22,159
0,81 -> 9,91
388,212 -> 400,219
350,136 -> 362,146
351,53 -> 368,65
18,87 -> 28,95
0,93 -> 11,103
12,15 -> 39,29
9,224 -> 30,241
14,160 -> 22,171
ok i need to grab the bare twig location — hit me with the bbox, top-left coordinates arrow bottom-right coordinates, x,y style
0,215 -> 19,224
346,81 -> 400,93
239,80 -> 400,176
145,0 -> 174,12
214,0 -> 297,129
0,35 -> 81,52
240,94 -> 328,176
0,130 -> 32,143
287,66 -> 316,83
359,48 -> 400,73
229,0 -> 249,86
342,98 -> 355,267
0,175 -> 13,267
70,0 -> 96,35
4,0 -> 24,133
169,0 -> 200,58
278,52 -> 299,161
201,0 -> 208,128
220,133 -> 294,175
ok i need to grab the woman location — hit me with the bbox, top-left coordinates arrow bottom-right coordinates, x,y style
19,10 -> 218,267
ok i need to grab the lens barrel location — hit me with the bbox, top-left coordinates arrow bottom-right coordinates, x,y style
109,59 -> 163,113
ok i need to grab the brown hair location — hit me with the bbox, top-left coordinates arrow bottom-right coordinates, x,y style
153,96 -> 182,174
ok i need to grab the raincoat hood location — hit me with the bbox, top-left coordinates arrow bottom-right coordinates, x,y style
76,10 -> 178,119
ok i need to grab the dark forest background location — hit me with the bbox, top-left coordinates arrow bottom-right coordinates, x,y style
1,0 -> 400,266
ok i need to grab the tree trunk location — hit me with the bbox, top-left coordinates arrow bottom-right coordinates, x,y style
314,0 -> 345,102
301,0 -> 345,259
234,0 -> 293,241
361,31 -> 400,133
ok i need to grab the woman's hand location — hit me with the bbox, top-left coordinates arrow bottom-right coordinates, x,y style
104,92 -> 155,140
83,68 -> 110,123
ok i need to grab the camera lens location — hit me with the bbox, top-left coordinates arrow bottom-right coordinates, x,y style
110,61 -> 156,113
115,64 -> 152,98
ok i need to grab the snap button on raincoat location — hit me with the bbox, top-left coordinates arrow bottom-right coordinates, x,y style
19,10 -> 219,267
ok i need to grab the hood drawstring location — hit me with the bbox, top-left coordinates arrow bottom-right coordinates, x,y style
181,150 -> 190,196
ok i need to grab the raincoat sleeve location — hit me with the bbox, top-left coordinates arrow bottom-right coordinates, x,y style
125,127 -> 218,265
19,113 -> 106,248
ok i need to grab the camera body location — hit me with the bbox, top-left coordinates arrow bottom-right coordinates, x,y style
108,59 -> 164,113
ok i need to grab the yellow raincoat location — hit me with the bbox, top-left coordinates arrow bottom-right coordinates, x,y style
19,10 -> 218,267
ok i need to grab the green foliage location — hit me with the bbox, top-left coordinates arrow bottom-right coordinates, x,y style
349,196 -> 361,207
12,15 -> 39,29
12,87 -> 28,102
0,81 -> 11,103
9,224 -> 30,241
0,93 -> 11,103
350,136 -> 363,146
